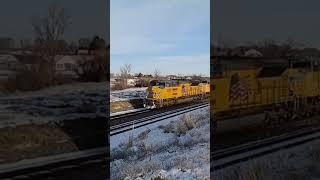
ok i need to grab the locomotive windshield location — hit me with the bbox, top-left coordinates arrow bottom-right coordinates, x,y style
149,80 -> 158,86
149,80 -> 165,87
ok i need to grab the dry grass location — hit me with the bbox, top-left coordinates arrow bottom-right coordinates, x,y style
172,157 -> 195,171
219,160 -> 272,180
151,176 -> 165,180
279,173 -> 308,180
119,160 -> 161,179
110,101 -> 134,113
111,82 -> 127,91
159,123 -> 175,133
160,110 -> 209,135
111,135 -> 137,161
176,114 -> 195,135
111,109 -> 210,178
217,152 -> 312,180
137,142 -> 154,159
126,135 -> 134,148
0,124 -> 77,163
110,147 -> 134,161
310,145 -> 320,162
110,99 -> 143,113
137,128 -> 151,140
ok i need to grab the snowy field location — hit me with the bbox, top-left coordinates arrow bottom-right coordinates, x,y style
213,139 -> 320,180
110,87 -> 147,102
0,82 -> 107,128
110,107 -> 210,179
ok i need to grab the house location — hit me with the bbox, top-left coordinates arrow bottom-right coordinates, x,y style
0,38 -> 15,49
244,49 -> 263,57
127,78 -> 136,86
0,54 -> 21,81
14,54 -> 42,71
55,55 -> 94,79
230,47 -> 246,57
166,75 -> 178,80
78,38 -> 91,49
212,46 -> 231,57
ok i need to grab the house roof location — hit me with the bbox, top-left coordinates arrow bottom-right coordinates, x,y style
14,54 -> 43,64
244,49 -> 263,57
55,55 -> 94,64
0,54 -> 18,63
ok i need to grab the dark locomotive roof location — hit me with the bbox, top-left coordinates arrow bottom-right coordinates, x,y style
149,79 -> 207,87
149,80 -> 184,87
257,66 -> 287,78
211,56 -> 289,71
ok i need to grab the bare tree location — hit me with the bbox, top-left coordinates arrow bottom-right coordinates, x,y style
31,2 -> 71,85
119,64 -> 132,88
153,68 -> 161,80
120,64 -> 132,78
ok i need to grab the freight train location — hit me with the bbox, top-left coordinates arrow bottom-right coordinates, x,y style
144,79 -> 210,109
211,57 -> 320,128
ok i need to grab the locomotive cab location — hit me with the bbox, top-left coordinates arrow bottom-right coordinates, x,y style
144,80 -> 166,109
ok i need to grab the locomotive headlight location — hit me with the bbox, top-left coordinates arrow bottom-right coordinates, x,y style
154,92 -> 160,97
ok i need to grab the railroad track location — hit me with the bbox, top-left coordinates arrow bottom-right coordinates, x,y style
110,102 -> 209,136
110,108 -> 151,121
110,101 -> 209,126
212,126 -> 320,171
0,148 -> 107,179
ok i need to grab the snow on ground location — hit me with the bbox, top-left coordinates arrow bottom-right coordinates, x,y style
5,82 -> 108,98
110,87 -> 147,102
213,138 -> 320,180
110,107 -> 210,179
0,82 -> 146,128
0,82 -> 107,128
110,108 -> 147,117
110,107 -> 208,149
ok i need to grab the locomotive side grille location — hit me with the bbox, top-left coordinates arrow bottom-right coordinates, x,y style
229,73 -> 249,101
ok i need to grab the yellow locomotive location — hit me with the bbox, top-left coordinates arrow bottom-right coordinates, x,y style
211,59 -> 320,128
144,79 -> 210,109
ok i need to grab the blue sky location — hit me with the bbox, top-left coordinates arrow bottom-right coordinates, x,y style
110,0 -> 210,76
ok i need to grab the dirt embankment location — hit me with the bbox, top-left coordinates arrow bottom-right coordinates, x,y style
110,99 -> 144,113
0,124 -> 77,164
0,116 -> 107,164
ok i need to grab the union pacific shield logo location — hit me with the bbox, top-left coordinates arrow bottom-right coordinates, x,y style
182,85 -> 187,94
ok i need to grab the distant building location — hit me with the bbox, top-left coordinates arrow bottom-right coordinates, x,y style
0,54 -> 21,81
0,38 -> 14,49
78,38 -> 91,48
77,49 -> 91,55
55,55 -> 94,79
167,75 -> 178,80
19,39 -> 32,49
230,47 -> 245,57
14,54 -> 42,71
34,39 -> 68,49
244,49 -> 263,57
127,79 -> 136,86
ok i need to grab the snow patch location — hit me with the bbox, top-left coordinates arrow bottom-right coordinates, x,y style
110,87 -> 147,102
